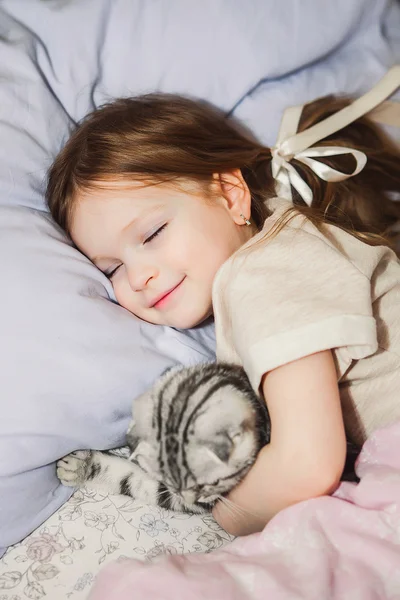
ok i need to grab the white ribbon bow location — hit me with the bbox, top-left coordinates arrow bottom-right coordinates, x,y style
271,65 -> 400,206
271,145 -> 367,206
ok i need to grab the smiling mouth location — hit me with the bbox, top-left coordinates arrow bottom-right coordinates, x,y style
150,278 -> 185,309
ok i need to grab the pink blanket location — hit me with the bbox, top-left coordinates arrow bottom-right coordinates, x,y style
88,423 -> 400,600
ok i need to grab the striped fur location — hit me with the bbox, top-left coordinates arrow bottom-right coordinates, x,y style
57,363 -> 270,514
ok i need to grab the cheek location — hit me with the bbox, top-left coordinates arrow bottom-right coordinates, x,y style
196,237 -> 235,282
112,279 -> 129,307
202,220 -> 241,265
112,278 -> 140,315
113,279 -> 165,325
182,230 -> 227,273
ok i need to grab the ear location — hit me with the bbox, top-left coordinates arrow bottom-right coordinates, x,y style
205,433 -> 234,464
129,440 -> 156,473
205,427 -> 245,464
130,388 -> 156,438
214,169 -> 252,226
229,428 -> 244,446
126,419 -> 139,452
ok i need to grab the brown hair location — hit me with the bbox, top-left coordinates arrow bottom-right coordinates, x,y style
46,93 -> 400,252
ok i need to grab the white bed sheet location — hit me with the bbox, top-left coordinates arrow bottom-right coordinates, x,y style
0,487 -> 233,599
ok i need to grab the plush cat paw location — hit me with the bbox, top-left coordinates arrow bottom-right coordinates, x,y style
57,450 -> 93,487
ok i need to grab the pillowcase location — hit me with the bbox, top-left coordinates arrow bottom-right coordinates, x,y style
0,205 -> 215,553
0,9 -> 216,555
4,0 -> 374,128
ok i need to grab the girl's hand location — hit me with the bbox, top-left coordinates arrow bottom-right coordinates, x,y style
212,350 -> 346,536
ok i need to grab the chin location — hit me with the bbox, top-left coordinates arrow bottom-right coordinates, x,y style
170,311 -> 211,330
138,304 -> 212,330
168,318 -> 203,330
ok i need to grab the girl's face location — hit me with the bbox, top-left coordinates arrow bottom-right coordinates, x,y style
71,177 -> 253,329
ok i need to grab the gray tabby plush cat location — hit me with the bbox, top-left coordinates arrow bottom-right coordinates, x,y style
57,363 -> 270,514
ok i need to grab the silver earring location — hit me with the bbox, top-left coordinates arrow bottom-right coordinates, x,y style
240,213 -> 251,226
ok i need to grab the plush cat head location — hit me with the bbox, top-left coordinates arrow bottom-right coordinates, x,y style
126,363 -> 270,513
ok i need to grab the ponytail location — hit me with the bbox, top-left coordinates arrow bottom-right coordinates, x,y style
277,95 -> 400,251
47,90 -> 400,253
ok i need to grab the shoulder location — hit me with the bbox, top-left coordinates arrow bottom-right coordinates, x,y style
211,203 -> 398,336
214,203 -> 361,298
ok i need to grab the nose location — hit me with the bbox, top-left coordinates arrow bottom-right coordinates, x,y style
126,261 -> 158,292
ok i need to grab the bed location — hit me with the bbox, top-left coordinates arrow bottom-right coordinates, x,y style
1,1 -> 400,598
0,484 -> 233,598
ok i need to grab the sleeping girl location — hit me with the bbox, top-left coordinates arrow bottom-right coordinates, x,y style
47,67 -> 400,536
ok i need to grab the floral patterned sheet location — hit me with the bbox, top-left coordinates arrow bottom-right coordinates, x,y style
87,422 -> 400,600
0,486 -> 233,600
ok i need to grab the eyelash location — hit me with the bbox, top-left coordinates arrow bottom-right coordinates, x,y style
105,224 -> 167,279
144,223 -> 167,244
105,265 -> 121,279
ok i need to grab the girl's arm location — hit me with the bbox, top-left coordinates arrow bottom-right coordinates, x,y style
212,350 -> 346,536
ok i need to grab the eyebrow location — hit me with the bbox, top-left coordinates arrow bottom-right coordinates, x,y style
92,203 -> 165,264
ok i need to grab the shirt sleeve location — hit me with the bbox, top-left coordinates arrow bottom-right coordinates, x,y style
220,223 -> 378,393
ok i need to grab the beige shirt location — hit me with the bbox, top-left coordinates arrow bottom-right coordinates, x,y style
212,199 -> 400,445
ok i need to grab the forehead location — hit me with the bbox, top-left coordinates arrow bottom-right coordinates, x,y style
72,178 -> 207,221
73,181 -> 168,220
70,182 -> 163,254
69,179 -> 208,255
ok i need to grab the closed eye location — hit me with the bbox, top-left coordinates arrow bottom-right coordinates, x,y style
103,223 -> 167,278
104,264 -> 122,279
144,223 -> 167,244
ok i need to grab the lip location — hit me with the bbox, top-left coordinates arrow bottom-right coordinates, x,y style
149,278 -> 185,309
